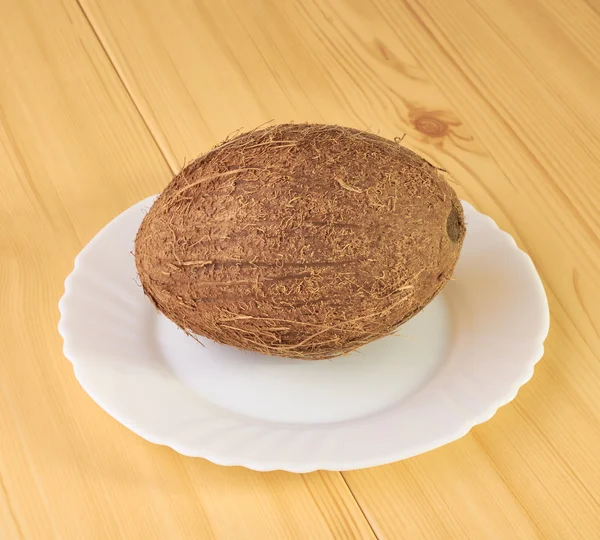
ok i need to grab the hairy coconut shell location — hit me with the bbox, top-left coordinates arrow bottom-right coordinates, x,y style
135,124 -> 465,360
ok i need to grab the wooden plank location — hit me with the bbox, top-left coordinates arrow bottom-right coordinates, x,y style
0,1 -> 375,538
336,0 -> 600,538
73,0 -> 600,537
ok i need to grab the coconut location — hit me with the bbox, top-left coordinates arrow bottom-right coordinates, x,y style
135,124 -> 465,360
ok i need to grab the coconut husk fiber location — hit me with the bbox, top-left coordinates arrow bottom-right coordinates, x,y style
135,123 -> 465,360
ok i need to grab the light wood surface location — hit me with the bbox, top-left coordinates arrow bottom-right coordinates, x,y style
1,0 -> 599,538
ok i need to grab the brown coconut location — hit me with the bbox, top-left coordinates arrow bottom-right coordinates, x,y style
135,124 -> 465,360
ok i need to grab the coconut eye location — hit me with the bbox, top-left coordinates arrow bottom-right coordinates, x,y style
446,204 -> 463,243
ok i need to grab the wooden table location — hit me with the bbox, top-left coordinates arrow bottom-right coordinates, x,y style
1,0 -> 599,538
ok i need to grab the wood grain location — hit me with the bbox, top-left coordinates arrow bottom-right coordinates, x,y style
2,0 -> 600,537
0,1 -> 376,538
72,0 -> 600,536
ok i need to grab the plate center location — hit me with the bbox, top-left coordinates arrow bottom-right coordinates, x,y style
155,295 -> 450,425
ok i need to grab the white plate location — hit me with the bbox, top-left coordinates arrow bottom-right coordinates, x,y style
58,197 -> 549,472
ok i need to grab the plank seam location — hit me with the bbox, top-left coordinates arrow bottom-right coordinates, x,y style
74,0 -> 180,174
340,472 -> 381,540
